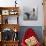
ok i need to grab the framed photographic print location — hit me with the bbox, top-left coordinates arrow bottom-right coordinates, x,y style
2,10 -> 9,15
23,8 -> 38,21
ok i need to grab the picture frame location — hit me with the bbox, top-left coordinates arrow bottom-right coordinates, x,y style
23,8 -> 38,21
2,10 -> 9,15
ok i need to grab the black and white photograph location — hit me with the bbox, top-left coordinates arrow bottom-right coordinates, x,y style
23,8 -> 38,20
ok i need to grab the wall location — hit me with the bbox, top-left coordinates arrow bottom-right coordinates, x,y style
18,0 -> 44,26
0,0 -> 15,7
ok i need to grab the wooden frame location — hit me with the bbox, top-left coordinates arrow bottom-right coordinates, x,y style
23,8 -> 38,21
2,10 -> 9,15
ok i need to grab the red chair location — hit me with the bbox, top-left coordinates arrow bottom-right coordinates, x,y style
21,28 -> 41,46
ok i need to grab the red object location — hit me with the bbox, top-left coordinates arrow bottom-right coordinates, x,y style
21,28 -> 41,46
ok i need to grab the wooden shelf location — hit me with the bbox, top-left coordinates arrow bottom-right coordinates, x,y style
0,24 -> 19,32
0,7 -> 19,46
2,40 -> 19,42
0,7 -> 19,10
0,7 -> 19,24
0,40 -> 19,46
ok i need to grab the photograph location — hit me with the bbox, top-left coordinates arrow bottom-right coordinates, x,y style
23,8 -> 38,20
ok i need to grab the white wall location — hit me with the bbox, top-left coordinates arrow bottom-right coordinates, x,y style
18,0 -> 44,26
0,0 -> 44,26
0,0 -> 15,7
